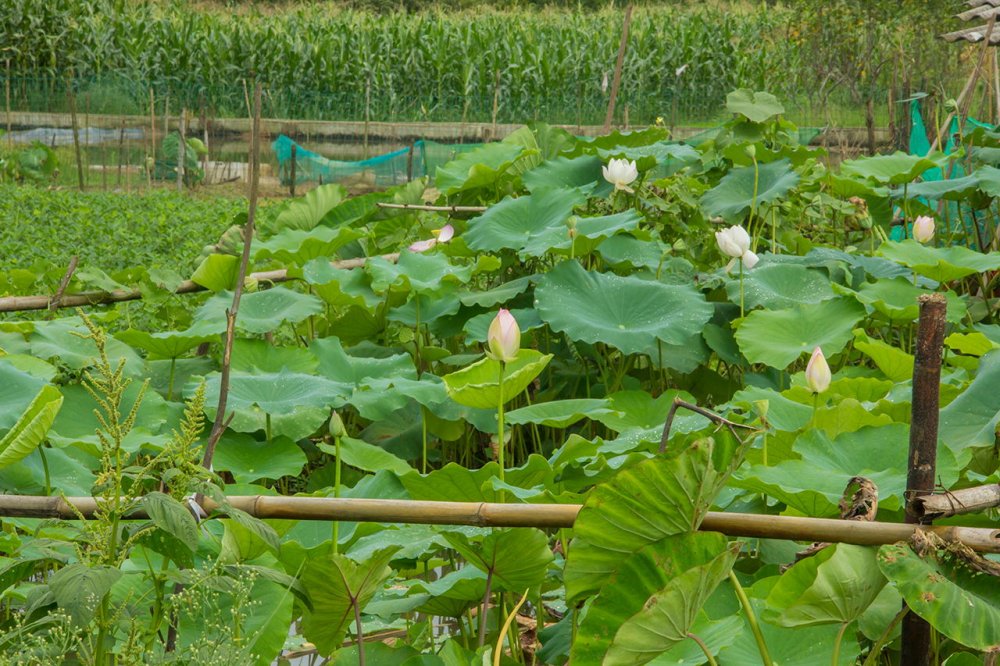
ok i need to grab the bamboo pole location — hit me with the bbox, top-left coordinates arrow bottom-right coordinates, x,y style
377,203 -> 486,213
66,74 -> 85,192
176,107 -> 186,192
912,484 -> 1000,520
603,3 -> 633,133
0,495 -> 997,553
4,59 -> 11,150
0,254 -> 400,314
902,293 -> 948,666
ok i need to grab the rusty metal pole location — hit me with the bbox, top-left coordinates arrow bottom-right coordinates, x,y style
901,293 -> 947,666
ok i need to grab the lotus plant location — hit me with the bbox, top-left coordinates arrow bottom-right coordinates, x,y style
409,224 -> 455,253
602,158 -> 638,194
716,224 -> 759,317
912,215 -> 935,244
487,309 -> 520,485
805,347 -> 831,394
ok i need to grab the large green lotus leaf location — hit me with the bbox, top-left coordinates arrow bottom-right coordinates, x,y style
763,544 -> 886,627
733,424 -> 958,516
853,329 -> 914,383
194,288 -> 323,335
388,290 -> 462,327
443,527 -> 553,593
506,399 -> 617,428
311,338 -> 416,387
728,386 -> 812,432
646,614 -> 742,666
442,350 -> 552,409
297,259 -> 380,309
720,599 -> 860,666
877,239 -> 1000,282
0,385 -> 63,470
840,151 -> 947,185
264,183 -> 347,234
231,338 -> 318,374
878,542 -> 1000,650
835,278 -> 966,323
30,318 -> 143,376
0,361 -> 47,432
214,433 -> 308,483
464,188 -> 587,258
700,159 -> 799,222
349,376 -> 449,422
401,456 -> 553,503
190,253 -> 239,291
594,390 -> 704,434
557,211 -> 643,256
735,298 -> 865,369
726,89 -> 785,123
0,443 -> 94,496
459,276 -> 534,308
940,348 -> 1000,460
725,263 -> 835,310
115,327 -> 217,360
893,173 -> 982,201
572,532 -> 736,665
597,234 -> 670,271
300,548 -> 399,657
252,225 -> 362,266
410,567 -> 488,618
434,142 -> 525,196
599,141 -> 701,177
366,252 -> 473,294
565,434 -> 748,604
535,261 -> 712,354
523,155 -> 608,195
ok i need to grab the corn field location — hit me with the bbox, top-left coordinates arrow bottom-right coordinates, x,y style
0,0 -> 971,126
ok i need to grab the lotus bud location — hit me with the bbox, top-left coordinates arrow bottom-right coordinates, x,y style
328,411 -> 346,439
744,144 -> 756,159
243,276 -> 259,293
913,216 -> 935,244
487,309 -> 520,364
602,158 -> 639,193
805,347 -> 832,394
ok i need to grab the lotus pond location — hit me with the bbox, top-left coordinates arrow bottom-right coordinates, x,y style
1,90 -> 1000,664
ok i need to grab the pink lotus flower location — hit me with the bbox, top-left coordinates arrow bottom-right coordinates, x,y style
409,224 -> 455,253
487,309 -> 520,363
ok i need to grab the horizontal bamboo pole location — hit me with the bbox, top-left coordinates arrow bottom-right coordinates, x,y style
0,254 -> 399,314
912,484 -> 1000,520
376,203 -> 487,213
2,495 -> 998,553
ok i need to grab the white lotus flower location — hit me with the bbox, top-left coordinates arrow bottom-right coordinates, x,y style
715,225 -> 758,271
913,216 -> 935,244
602,158 -> 638,193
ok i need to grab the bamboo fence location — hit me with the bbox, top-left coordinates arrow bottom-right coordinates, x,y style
1,495 -> 997,553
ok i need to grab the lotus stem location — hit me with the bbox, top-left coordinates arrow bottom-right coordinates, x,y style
739,258 -> 745,319
831,621 -> 848,666
333,434 -> 341,555
728,571 -> 774,666
687,633 -> 719,666
497,363 -> 506,492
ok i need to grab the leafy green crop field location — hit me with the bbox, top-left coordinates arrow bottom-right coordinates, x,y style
1,89 -> 1000,664
0,184 -> 264,273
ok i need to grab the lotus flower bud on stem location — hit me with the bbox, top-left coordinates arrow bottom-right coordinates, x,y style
487,309 -> 520,364
913,216 -> 935,244
805,347 -> 832,394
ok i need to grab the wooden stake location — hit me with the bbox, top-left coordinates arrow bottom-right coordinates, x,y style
603,3 -> 633,133
148,87 -> 155,190
177,107 -> 186,191
4,59 -> 11,151
491,69 -> 501,141
994,48 -> 1000,126
0,495 -> 996,552
289,143 -> 297,196
66,74 -> 85,192
901,293 -> 948,666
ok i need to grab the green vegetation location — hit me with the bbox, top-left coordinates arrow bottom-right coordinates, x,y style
0,184 -> 258,273
0,90 -> 998,663
0,0 -> 961,126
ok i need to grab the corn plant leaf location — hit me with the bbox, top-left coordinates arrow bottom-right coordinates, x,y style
565,433 -> 747,604
734,298 -> 866,369
763,544 -> 886,627
878,542 -> 1000,650
572,532 -> 737,665
535,260 -> 713,354
0,385 -> 62,470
